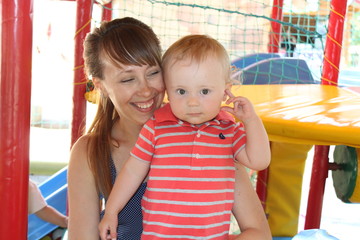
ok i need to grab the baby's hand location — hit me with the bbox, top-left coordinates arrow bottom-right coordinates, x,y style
221,89 -> 257,124
99,212 -> 118,240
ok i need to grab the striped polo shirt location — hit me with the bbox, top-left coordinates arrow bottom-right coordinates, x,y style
131,103 -> 246,240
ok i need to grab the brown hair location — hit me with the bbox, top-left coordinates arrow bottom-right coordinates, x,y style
83,17 -> 162,198
162,34 -> 231,83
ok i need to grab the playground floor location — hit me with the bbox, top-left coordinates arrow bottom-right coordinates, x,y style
30,127 -> 360,239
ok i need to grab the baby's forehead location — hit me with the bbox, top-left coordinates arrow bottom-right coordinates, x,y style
164,56 -> 195,68
165,58 -> 229,81
164,55 -> 224,72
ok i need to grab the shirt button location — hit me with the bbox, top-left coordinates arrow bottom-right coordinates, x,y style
196,154 -> 200,159
197,132 -> 201,137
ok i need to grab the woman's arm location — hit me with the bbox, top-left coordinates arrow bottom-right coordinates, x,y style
231,164 -> 272,240
67,136 -> 101,240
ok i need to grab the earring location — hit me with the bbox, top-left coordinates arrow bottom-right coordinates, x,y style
85,80 -> 98,104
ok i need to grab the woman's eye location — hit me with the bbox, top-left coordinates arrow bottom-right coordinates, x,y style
121,78 -> 134,83
201,89 -> 210,95
148,70 -> 160,77
177,89 -> 186,95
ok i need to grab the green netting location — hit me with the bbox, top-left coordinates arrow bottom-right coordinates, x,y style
97,0 -> 332,82
30,0 -> 360,128
96,0 -> 359,83
104,0 -> 327,58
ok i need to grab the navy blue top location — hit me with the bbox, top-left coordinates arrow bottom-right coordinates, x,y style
100,159 -> 146,240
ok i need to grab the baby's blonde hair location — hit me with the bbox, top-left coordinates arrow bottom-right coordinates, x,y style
162,35 -> 232,84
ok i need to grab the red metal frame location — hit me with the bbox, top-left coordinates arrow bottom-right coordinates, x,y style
321,0 -> 347,86
257,0 -> 285,211
71,0 -> 93,147
263,0 -> 348,231
256,165 -> 269,210
305,146 -> 330,229
268,0 -> 284,53
0,0 -> 33,238
102,2 -> 113,21
304,0 -> 348,229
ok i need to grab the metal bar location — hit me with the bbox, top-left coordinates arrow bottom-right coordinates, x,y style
0,0 -> 33,238
321,0 -> 348,85
71,0 -> 93,146
304,145 -> 330,229
268,0 -> 284,53
304,0 -> 348,230
102,2 -> 113,21
256,168 -> 269,210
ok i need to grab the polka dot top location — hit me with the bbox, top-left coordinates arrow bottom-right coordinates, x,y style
100,158 -> 146,240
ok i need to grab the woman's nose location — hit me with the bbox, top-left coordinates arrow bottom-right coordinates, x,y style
138,81 -> 152,97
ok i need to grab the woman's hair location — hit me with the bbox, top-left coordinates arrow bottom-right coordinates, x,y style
83,17 -> 162,198
162,34 -> 231,83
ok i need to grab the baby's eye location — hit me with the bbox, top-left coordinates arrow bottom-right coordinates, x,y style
200,89 -> 210,95
176,89 -> 186,95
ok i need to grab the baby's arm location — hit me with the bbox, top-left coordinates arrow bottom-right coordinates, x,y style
221,89 -> 270,170
98,156 -> 150,240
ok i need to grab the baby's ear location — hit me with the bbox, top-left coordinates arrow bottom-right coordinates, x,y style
223,83 -> 232,101
226,81 -> 232,90
222,91 -> 227,101
164,92 -> 170,103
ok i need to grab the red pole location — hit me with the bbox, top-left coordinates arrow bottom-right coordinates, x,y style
71,0 -> 93,147
0,0 -> 33,239
268,0 -> 284,53
321,0 -> 347,85
257,0 -> 284,210
304,146 -> 330,229
256,167 -> 269,210
305,0 -> 348,229
102,2 -> 113,21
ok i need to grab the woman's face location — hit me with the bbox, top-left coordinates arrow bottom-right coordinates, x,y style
96,58 -> 165,126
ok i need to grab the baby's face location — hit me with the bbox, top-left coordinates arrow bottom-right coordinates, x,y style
164,57 -> 228,124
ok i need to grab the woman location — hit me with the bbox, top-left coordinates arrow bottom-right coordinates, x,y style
68,17 -> 271,240
67,17 -> 164,239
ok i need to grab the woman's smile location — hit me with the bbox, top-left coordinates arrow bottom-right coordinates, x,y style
132,98 -> 156,112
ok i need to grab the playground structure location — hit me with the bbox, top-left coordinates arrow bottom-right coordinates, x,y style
27,168 -> 67,240
1,0 -> 360,239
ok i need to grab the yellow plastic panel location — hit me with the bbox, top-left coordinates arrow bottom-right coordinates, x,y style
231,85 -> 360,147
266,142 -> 312,236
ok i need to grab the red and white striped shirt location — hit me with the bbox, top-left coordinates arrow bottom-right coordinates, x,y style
131,103 -> 246,240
